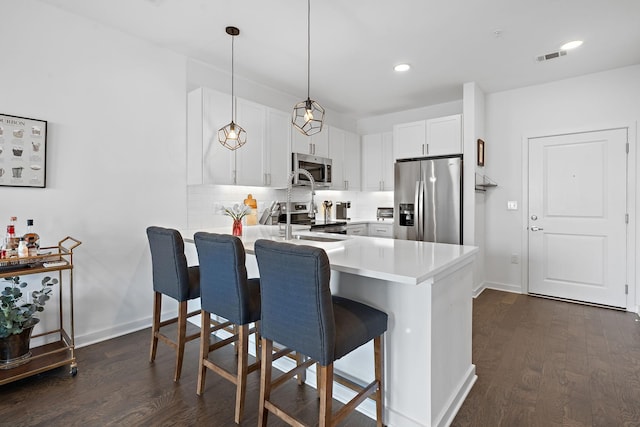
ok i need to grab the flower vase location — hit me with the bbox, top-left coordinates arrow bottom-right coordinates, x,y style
232,219 -> 243,236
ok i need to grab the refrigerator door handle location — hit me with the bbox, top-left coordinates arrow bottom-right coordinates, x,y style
419,180 -> 425,240
415,180 -> 421,240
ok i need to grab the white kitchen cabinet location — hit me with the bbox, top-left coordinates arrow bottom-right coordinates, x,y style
393,120 -> 426,160
368,222 -> 393,238
292,125 -> 329,157
362,132 -> 394,191
346,223 -> 367,236
425,114 -> 462,155
235,98 -> 265,186
264,108 -> 291,187
328,127 -> 361,191
344,130 -> 361,191
328,126 -> 345,190
187,87 -> 290,187
392,114 -> 462,159
187,87 -> 234,185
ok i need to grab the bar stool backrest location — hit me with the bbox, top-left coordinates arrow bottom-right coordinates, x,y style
194,232 -> 255,325
254,239 -> 336,366
146,226 -> 196,302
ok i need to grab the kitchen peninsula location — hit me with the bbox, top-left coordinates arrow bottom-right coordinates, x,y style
182,226 -> 478,427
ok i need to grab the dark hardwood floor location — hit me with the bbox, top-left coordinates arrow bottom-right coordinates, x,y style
1,290 -> 639,426
453,290 -> 640,427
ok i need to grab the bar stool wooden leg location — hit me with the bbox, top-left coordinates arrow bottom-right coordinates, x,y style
258,338 -> 273,427
149,292 -> 161,363
174,300 -> 188,381
235,324 -> 249,423
374,335 -> 384,427
196,311 -> 211,395
296,351 -> 307,385
254,321 -> 261,362
318,364 -> 333,427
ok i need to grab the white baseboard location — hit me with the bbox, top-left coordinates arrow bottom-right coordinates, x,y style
75,316 -> 152,348
434,365 -> 477,427
482,281 -> 523,295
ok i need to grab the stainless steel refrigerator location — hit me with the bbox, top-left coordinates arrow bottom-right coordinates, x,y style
393,155 -> 462,244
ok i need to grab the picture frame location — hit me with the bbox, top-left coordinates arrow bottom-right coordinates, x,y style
0,114 -> 47,188
477,138 -> 485,167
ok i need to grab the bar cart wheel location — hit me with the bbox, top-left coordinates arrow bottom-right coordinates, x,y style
70,365 -> 78,376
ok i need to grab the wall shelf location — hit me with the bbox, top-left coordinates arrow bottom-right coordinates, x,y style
475,173 -> 498,192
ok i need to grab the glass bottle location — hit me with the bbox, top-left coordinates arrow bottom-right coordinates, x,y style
17,237 -> 28,258
5,217 -> 18,258
23,219 -> 40,256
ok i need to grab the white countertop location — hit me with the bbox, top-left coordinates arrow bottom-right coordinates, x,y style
181,225 -> 477,285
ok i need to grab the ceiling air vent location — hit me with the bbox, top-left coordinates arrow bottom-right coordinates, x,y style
536,50 -> 568,62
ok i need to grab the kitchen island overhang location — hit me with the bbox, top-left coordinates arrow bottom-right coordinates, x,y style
182,226 -> 478,427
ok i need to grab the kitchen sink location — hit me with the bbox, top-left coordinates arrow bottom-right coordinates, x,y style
293,235 -> 344,243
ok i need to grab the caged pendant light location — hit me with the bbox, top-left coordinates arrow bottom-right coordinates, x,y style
292,0 -> 325,136
218,26 -> 246,151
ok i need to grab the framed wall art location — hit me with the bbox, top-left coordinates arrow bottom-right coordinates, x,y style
0,114 -> 47,188
477,138 -> 485,167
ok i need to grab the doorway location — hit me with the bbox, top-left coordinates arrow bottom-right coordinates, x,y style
527,128 -> 628,308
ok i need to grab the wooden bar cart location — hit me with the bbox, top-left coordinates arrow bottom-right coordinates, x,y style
0,236 -> 81,385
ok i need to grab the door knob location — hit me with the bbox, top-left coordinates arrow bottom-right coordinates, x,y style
530,226 -> 544,231
530,215 -> 538,220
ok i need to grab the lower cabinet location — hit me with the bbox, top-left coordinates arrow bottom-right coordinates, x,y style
346,224 -> 367,236
368,223 -> 393,238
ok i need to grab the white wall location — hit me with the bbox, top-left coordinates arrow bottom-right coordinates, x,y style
462,82 -> 487,294
484,64 -> 640,310
0,1 -> 188,345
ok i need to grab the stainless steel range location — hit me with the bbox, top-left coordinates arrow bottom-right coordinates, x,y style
273,201 -> 347,234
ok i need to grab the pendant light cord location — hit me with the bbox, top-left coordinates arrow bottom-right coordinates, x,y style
307,0 -> 311,100
231,34 -> 235,121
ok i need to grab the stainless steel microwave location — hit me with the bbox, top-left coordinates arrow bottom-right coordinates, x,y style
291,152 -> 332,187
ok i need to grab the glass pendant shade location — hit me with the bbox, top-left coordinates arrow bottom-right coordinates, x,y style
218,26 -> 246,151
292,98 -> 325,136
218,121 -> 246,150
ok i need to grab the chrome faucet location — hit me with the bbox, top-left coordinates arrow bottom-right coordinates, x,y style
286,168 -> 316,240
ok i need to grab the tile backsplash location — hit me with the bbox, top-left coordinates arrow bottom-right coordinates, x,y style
187,184 -> 393,229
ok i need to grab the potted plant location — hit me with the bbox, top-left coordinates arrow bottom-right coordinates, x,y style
0,276 -> 57,368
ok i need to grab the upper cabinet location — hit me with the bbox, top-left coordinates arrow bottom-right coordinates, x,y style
264,108 -> 291,188
328,126 -> 360,191
188,87 -> 234,185
393,120 -> 426,160
235,98 -> 265,186
187,87 -> 290,187
344,130 -> 361,191
425,114 -> 462,156
291,126 -> 329,157
393,114 -> 462,160
362,131 -> 393,191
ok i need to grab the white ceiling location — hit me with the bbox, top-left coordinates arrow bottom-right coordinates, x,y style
38,0 -> 640,119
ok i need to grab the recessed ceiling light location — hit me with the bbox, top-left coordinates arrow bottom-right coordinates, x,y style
394,63 -> 411,72
560,40 -> 583,50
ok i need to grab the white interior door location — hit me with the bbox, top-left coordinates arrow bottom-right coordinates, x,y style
528,128 -> 628,308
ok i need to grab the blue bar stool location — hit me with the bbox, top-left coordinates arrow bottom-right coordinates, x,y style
254,239 -> 388,427
146,226 -> 201,382
194,232 -> 261,424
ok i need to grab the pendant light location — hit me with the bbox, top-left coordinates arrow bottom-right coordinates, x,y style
218,26 -> 246,151
292,0 -> 324,136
